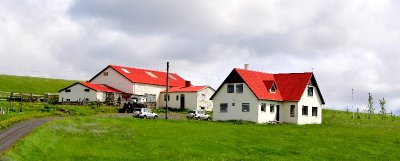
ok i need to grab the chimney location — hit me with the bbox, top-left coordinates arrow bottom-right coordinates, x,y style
185,81 -> 192,87
244,64 -> 249,70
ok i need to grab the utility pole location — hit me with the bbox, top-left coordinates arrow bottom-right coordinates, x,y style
165,62 -> 169,119
352,88 -> 354,119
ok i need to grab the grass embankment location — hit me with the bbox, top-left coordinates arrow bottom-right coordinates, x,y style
0,74 -> 76,94
0,101 -> 119,129
2,110 -> 400,161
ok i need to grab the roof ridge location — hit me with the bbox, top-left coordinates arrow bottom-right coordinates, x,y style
109,64 -> 177,75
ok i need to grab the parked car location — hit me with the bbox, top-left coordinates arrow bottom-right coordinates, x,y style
133,108 -> 158,119
187,110 -> 211,121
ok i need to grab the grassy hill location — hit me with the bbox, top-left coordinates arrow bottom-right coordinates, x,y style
2,109 -> 399,160
0,74 -> 77,94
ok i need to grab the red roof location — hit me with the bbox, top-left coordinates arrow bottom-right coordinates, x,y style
235,68 -> 283,101
160,86 -> 209,93
107,65 -> 187,87
212,68 -> 324,104
80,82 -> 121,93
274,73 -> 312,102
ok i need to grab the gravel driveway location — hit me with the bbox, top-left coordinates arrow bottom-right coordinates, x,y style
0,118 -> 54,154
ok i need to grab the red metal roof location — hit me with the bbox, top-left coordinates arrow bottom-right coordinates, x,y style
160,86 -> 209,93
230,68 -> 323,103
108,65 -> 187,87
80,82 -> 121,93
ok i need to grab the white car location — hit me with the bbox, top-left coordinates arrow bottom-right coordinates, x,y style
187,110 -> 211,121
133,108 -> 158,119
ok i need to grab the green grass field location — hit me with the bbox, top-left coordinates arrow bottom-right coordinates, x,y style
2,110 -> 399,161
0,74 -> 76,94
0,101 -> 119,130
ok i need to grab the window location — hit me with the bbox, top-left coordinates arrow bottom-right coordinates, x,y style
232,103 -> 235,106
65,89 -> 71,93
242,103 -> 250,112
312,107 -> 318,116
145,71 -> 158,78
227,84 -> 234,93
308,87 -> 314,96
66,99 -> 70,102
200,94 -> 206,101
176,95 -> 179,101
290,105 -> 295,117
261,103 -> 266,112
201,107 -> 205,110
103,72 -> 108,76
302,106 -> 308,116
270,104 -> 275,113
164,94 -> 170,101
220,103 -> 228,112
236,84 -> 243,93
84,89 -> 90,92
270,83 -> 276,93
85,98 -> 89,101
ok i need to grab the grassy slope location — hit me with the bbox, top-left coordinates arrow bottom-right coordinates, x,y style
0,74 -> 76,94
2,110 -> 400,161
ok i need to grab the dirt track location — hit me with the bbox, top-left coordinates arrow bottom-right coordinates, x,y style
0,118 -> 53,154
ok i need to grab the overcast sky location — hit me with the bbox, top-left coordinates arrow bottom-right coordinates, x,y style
1,0 -> 399,114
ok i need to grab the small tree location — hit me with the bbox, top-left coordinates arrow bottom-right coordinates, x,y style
367,93 -> 374,119
379,98 -> 386,120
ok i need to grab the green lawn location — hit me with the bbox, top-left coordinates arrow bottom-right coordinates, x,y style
0,74 -> 76,94
2,110 -> 399,161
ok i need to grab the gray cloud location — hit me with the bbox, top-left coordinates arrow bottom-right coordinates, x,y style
1,0 -> 400,113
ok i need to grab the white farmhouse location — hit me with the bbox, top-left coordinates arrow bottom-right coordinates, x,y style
158,85 -> 215,111
89,65 -> 187,103
59,82 -> 121,103
211,67 -> 325,125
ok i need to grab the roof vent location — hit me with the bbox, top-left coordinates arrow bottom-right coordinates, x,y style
121,68 -> 130,74
145,71 -> 158,78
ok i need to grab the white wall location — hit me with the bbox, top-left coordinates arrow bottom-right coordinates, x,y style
280,102 -> 299,124
257,100 -> 281,123
90,67 -> 134,94
212,83 -> 259,122
297,85 -> 323,124
158,87 -> 215,111
197,87 -> 215,111
134,83 -> 165,103
59,84 -> 102,102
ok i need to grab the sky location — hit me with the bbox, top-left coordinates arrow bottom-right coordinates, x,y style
1,0 -> 400,114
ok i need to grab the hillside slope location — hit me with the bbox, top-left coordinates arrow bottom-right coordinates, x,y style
0,74 -> 77,94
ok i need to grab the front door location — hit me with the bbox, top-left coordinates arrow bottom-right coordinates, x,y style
180,94 -> 185,109
276,105 -> 280,121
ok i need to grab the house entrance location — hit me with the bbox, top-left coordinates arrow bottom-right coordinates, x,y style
180,94 -> 185,109
276,105 -> 280,121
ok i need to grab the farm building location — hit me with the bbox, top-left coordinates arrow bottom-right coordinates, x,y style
59,65 -> 214,110
211,66 -> 325,125
59,82 -> 122,103
158,84 -> 215,111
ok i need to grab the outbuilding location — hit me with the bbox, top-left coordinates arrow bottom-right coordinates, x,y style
59,82 -> 121,103
159,85 -> 215,111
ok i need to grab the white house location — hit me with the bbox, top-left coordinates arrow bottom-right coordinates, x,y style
59,82 -> 122,103
158,85 -> 215,111
211,67 -> 325,125
89,65 -> 188,104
